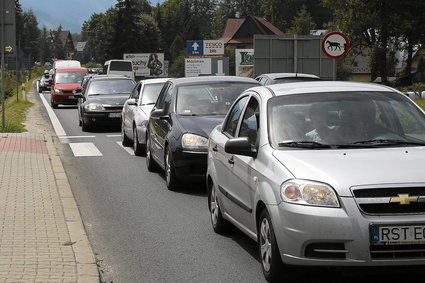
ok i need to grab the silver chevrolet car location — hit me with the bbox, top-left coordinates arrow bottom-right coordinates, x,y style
207,81 -> 425,281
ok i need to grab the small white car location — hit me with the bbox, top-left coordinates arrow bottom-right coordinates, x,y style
121,78 -> 169,155
207,81 -> 425,281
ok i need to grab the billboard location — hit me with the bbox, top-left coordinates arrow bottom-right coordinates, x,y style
235,49 -> 254,77
123,53 -> 166,77
184,57 -> 229,77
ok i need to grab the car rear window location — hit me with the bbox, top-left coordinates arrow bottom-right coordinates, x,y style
109,61 -> 133,71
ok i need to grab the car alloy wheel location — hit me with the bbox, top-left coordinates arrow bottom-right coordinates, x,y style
209,183 -> 228,234
165,147 -> 179,191
146,133 -> 158,172
258,209 -> 284,281
133,127 -> 144,156
121,121 -> 132,146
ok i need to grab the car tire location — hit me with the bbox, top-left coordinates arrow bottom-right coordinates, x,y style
81,116 -> 90,132
258,209 -> 284,282
51,99 -> 58,109
121,121 -> 132,147
165,146 -> 180,191
133,127 -> 145,156
209,182 -> 229,234
146,133 -> 159,172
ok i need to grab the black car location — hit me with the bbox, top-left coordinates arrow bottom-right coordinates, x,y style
75,76 -> 136,131
146,76 -> 259,190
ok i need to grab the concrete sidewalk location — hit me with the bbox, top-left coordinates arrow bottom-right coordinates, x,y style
0,85 -> 99,282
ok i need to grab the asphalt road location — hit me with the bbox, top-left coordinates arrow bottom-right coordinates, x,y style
39,90 -> 425,283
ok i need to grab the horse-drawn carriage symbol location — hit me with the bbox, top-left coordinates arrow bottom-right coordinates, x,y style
326,40 -> 347,51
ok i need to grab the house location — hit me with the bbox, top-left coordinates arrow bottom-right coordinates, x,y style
49,30 -> 76,60
220,15 -> 284,50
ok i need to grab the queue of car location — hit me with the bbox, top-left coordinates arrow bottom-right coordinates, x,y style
39,63 -> 425,281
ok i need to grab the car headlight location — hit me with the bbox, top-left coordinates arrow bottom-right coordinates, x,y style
84,103 -> 105,111
54,88 -> 62,93
182,133 -> 209,150
281,179 -> 339,207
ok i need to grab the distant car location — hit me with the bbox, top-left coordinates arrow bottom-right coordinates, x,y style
50,67 -> 88,108
255,72 -> 321,85
145,76 -> 259,190
39,71 -> 51,92
121,78 -> 169,156
207,81 -> 425,281
75,76 -> 136,131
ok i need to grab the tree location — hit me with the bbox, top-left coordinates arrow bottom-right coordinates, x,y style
18,10 -> 40,61
286,5 -> 315,35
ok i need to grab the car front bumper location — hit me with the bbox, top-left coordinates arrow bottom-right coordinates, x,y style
83,110 -> 122,125
173,149 -> 208,180
52,93 -> 78,105
270,197 -> 425,266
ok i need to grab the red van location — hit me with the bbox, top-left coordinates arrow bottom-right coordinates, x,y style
50,67 -> 88,108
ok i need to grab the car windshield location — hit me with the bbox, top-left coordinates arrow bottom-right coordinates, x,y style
55,72 -> 86,84
176,82 -> 258,115
141,83 -> 166,105
268,91 -> 425,149
87,79 -> 135,95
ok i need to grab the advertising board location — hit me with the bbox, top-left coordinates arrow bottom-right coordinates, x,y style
235,49 -> 254,77
123,53 -> 166,77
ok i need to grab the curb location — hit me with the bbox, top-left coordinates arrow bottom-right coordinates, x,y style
29,82 -> 100,282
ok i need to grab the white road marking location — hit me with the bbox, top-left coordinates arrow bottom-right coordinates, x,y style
39,92 -> 67,137
69,143 -> 103,157
59,136 -> 96,139
116,142 -> 135,156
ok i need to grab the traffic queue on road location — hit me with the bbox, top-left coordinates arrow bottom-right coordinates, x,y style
38,60 -> 425,282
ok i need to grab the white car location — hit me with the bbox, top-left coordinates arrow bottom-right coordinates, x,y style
121,78 -> 169,155
207,81 -> 425,281
255,72 -> 321,85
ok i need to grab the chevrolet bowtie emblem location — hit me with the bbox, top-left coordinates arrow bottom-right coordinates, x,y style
390,194 -> 419,205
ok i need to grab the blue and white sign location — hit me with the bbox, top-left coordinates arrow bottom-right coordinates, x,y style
187,40 -> 224,57
187,40 -> 204,56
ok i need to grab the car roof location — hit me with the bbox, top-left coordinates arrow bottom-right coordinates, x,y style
257,73 -> 320,80
253,81 -> 399,97
169,75 -> 259,86
140,78 -> 170,85
89,75 -> 134,82
55,67 -> 87,72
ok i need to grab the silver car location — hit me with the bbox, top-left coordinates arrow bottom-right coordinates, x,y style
255,72 -> 321,85
121,78 -> 169,155
207,81 -> 425,281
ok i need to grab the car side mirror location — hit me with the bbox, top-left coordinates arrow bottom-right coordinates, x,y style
127,98 -> 137,106
74,93 -> 84,100
150,108 -> 168,119
224,137 -> 257,157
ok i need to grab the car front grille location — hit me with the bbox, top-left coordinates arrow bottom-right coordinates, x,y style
103,106 -> 123,111
352,187 -> 425,215
370,244 -> 425,259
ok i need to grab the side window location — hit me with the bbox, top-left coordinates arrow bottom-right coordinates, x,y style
222,96 -> 249,137
130,83 -> 141,99
156,83 -> 171,109
239,98 -> 259,146
162,85 -> 173,114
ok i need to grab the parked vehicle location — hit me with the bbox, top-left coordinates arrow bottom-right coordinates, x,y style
255,72 -> 321,85
50,67 -> 88,108
74,75 -> 135,131
39,70 -> 51,92
121,78 -> 170,156
206,81 -> 425,281
146,76 -> 259,190
103,60 -> 134,80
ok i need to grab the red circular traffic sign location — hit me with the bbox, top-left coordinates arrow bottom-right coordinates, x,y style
321,32 -> 350,59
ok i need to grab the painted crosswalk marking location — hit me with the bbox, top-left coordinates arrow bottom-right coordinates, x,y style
69,143 -> 103,157
116,142 -> 135,156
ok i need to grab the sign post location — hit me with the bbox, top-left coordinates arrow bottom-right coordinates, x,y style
321,32 -> 350,81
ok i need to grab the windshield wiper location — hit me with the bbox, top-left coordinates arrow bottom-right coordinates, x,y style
278,141 -> 331,149
88,93 -> 104,96
351,139 -> 425,146
141,102 -> 156,106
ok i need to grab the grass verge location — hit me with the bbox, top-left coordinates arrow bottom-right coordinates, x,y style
0,79 -> 35,133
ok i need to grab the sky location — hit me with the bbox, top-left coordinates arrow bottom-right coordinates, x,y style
20,0 -> 122,33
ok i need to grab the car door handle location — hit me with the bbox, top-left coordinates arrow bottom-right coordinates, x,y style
228,156 -> 234,165
212,145 -> 218,152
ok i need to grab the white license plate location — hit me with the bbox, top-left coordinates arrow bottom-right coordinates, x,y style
68,95 -> 74,99
108,113 -> 121,118
371,224 -> 425,245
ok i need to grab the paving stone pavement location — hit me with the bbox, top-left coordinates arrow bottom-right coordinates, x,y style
0,84 -> 99,282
